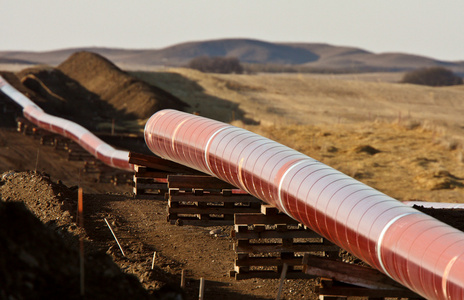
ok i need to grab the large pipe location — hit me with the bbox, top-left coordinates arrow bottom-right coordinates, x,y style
0,76 -> 133,171
144,109 -> 464,300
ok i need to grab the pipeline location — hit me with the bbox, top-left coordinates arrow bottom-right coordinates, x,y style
144,109 -> 464,300
0,76 -> 134,171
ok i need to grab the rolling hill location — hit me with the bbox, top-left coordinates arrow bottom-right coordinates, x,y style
1,38 -> 464,75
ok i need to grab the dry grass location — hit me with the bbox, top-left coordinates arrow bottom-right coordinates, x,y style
240,121 -> 464,203
133,69 -> 464,203
133,68 -> 464,132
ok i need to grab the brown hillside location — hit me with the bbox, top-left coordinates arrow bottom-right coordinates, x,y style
3,39 -> 463,74
57,51 -> 189,120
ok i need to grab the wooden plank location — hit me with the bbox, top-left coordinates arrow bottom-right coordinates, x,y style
129,152 -> 201,174
169,193 -> 261,203
317,286 -> 423,298
133,177 -> 157,184
234,257 -> 303,267
130,157 -> 187,173
134,183 -> 167,190
168,206 -> 260,214
167,175 -> 237,189
169,218 -> 234,226
234,270 -> 314,280
233,228 -> 322,239
234,213 -> 299,225
134,170 -> 170,179
133,186 -> 166,195
235,241 -> 338,253
261,205 -> 281,215
303,254 -> 407,290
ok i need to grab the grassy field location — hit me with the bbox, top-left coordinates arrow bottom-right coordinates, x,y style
133,69 -> 464,203
133,69 -> 464,131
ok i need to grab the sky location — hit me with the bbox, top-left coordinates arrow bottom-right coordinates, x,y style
1,0 -> 464,61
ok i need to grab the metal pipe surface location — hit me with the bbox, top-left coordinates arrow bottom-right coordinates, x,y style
0,76 -> 133,171
145,109 -> 464,300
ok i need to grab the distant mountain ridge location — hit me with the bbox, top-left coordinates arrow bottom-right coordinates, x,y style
1,38 -> 463,75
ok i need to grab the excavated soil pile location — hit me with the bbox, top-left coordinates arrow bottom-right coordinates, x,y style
0,71 -> 54,115
17,67 -> 107,128
0,171 -> 154,300
57,51 -> 189,120
15,52 -> 189,131
413,205 -> 464,231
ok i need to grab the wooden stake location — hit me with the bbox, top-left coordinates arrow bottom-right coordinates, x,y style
198,277 -> 205,300
275,263 -> 288,300
104,218 -> 125,256
180,269 -> 186,288
151,251 -> 157,269
78,188 -> 84,228
34,148 -> 40,173
78,188 -> 85,296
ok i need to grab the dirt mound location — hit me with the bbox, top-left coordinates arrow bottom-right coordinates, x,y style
0,171 -> 154,299
17,66 -> 124,129
0,71 -> 53,113
0,170 -> 78,227
57,51 -> 189,120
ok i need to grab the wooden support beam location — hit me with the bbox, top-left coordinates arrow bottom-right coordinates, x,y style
167,174 -> 237,189
129,152 -> 201,174
235,240 -> 338,253
303,254 -> 423,299
168,218 -> 235,226
233,226 -> 322,239
133,167 -> 169,179
234,213 -> 299,225
317,285 -> 423,298
235,256 -> 303,267
169,192 -> 260,203
168,205 -> 262,214
233,270 -> 314,280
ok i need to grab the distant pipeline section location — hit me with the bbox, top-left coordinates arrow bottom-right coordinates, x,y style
144,109 -> 464,300
0,76 -> 134,171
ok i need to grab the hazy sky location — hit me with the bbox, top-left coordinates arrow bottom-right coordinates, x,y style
2,0 -> 463,61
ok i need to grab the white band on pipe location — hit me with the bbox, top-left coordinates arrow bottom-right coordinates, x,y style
376,212 -> 419,278
204,127 -> 230,175
442,255 -> 459,300
277,160 -> 307,216
171,119 -> 188,153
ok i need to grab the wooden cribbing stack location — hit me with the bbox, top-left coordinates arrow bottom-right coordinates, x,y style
131,165 -> 170,197
67,143 -> 94,162
128,153 -> 264,225
302,254 -> 424,299
166,175 -> 262,226
230,205 -> 339,280
128,152 -> 202,198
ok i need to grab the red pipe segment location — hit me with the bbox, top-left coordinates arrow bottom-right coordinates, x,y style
145,109 -> 464,300
0,76 -> 134,171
